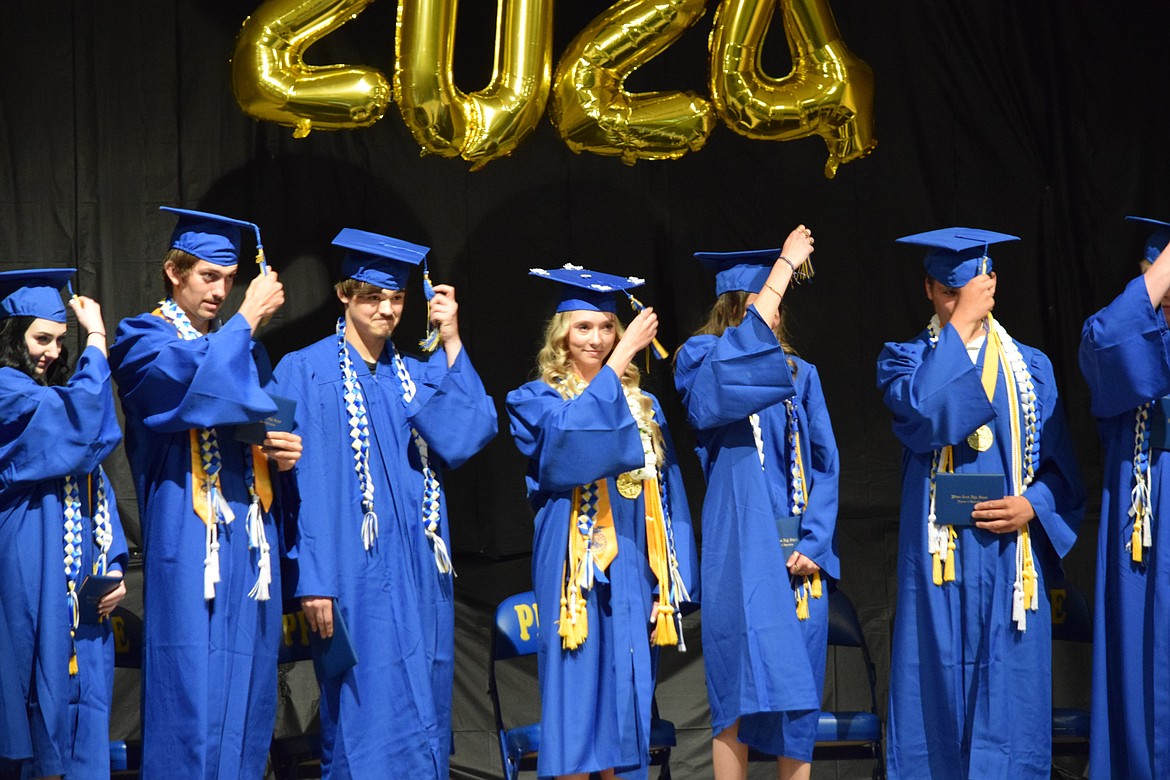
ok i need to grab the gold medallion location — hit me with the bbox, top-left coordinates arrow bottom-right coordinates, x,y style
967,424 -> 994,452
616,472 -> 643,499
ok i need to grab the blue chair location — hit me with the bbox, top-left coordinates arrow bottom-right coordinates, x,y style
489,591 -> 676,780
110,605 -> 143,776
812,588 -> 885,779
1049,580 -> 1091,758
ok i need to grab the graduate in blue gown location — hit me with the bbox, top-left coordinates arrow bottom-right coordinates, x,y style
877,228 -> 1085,780
675,226 -> 838,780
0,269 -> 128,779
273,229 -> 497,778
109,209 -> 303,780
506,266 -> 697,780
1079,216 -> 1170,780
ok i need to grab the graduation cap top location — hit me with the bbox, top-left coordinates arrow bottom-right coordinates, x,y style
0,268 -> 75,322
162,206 -> 262,268
333,228 -> 429,292
896,227 -> 1020,288
529,264 -> 646,313
1126,216 -> 1170,264
694,248 -> 780,296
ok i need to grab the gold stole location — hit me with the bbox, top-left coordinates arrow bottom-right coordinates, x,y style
558,481 -> 616,650
188,431 -> 273,523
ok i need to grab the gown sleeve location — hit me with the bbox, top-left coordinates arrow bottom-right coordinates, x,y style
506,367 -> 644,493
271,350 -> 337,600
1019,350 -> 1086,559
110,313 -> 276,433
674,306 -> 796,430
0,345 -> 122,487
404,347 -> 498,470
794,363 -> 841,579
876,324 -> 996,454
1078,275 -> 1170,418
653,395 -> 700,601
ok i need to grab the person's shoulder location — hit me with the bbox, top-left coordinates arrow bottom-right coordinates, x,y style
878,332 -> 930,362
675,334 -> 718,370
506,378 -> 557,405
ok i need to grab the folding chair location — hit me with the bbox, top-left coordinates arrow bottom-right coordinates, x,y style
813,588 -> 885,780
109,605 -> 143,777
489,591 -> 676,779
1049,580 -> 1091,758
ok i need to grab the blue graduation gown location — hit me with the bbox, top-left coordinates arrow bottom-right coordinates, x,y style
877,323 -> 1085,780
110,312 -> 281,780
274,338 -> 497,779
506,367 -> 698,780
0,346 -> 129,779
1079,277 -> 1170,779
674,307 -> 839,759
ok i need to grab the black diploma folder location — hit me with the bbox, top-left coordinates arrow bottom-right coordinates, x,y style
309,601 -> 359,680
235,393 -> 297,446
77,574 -> 122,624
934,473 -> 1004,527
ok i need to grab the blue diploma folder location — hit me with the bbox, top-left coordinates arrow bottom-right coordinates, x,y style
235,393 -> 297,445
309,601 -> 358,680
77,574 -> 122,624
775,516 -> 801,560
934,473 -> 1004,527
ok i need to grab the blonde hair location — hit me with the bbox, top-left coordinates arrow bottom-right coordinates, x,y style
688,290 -> 798,371
536,310 -> 665,467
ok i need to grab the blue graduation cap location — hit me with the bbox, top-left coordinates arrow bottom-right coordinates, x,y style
896,227 -> 1020,288
693,248 -> 780,296
161,206 -> 263,268
0,268 -> 75,322
1126,216 -> 1170,263
333,228 -> 429,291
529,264 -> 646,313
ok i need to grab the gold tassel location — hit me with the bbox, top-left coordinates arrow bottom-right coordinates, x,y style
1133,521 -> 1144,563
654,601 -> 678,647
69,653 -> 78,676
810,570 -> 822,599
944,527 -> 957,582
796,586 -> 810,621
932,551 -> 943,586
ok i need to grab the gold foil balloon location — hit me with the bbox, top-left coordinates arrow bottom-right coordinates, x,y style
551,0 -> 716,164
709,0 -> 876,177
394,0 -> 554,169
232,0 -> 391,138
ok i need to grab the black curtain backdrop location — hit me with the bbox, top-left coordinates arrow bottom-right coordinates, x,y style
3,0 -> 1169,775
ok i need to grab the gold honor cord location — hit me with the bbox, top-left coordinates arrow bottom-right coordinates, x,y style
789,425 -> 821,621
643,477 -> 679,647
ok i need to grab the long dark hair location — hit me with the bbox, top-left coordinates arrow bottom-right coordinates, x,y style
0,316 -> 72,386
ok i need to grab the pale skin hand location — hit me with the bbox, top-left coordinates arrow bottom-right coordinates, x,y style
972,494 -> 1036,533
95,570 -> 126,619
69,296 -> 108,357
428,283 -> 463,367
786,550 -> 820,577
753,224 -> 815,329
262,430 -> 303,472
301,596 -> 334,638
946,272 -> 996,343
237,270 -> 285,333
605,307 -> 657,378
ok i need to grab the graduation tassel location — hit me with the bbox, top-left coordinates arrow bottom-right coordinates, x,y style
932,552 -> 943,587
810,570 -> 822,599
418,260 -> 441,353
427,523 -> 454,576
625,292 -> 668,362
362,511 -> 378,551
795,582 -> 810,621
653,600 -> 678,647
